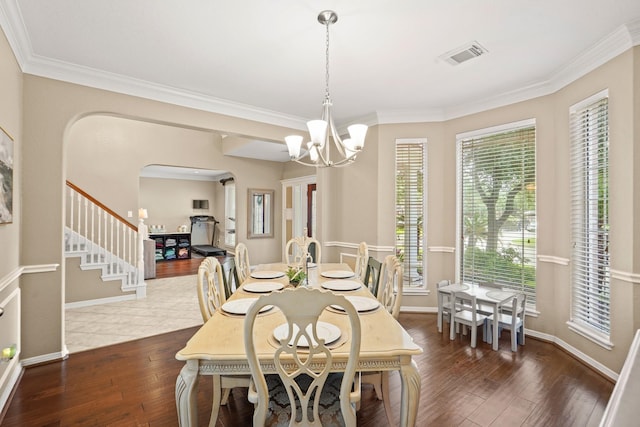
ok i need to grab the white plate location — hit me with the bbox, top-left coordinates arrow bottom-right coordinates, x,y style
221,298 -> 272,315
321,270 -> 355,279
250,270 -> 285,279
331,296 -> 380,313
273,321 -> 341,347
321,280 -> 361,291
243,282 -> 284,293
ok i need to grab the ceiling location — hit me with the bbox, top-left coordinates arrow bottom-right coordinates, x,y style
2,0 -> 640,164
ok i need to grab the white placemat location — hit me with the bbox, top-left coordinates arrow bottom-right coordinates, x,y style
321,280 -> 361,291
221,298 -> 272,315
250,270 -> 285,279
331,296 -> 380,312
243,282 -> 284,293
321,270 -> 355,279
273,321 -> 341,347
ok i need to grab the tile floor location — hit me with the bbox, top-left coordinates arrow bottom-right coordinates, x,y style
65,274 -> 203,353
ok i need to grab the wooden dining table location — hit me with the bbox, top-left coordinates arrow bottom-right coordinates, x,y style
175,262 -> 423,427
436,282 -> 519,351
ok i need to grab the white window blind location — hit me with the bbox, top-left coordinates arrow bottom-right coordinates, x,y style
570,95 -> 610,339
395,139 -> 426,289
457,123 -> 536,304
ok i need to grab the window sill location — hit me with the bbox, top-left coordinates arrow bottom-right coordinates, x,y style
567,321 -> 614,350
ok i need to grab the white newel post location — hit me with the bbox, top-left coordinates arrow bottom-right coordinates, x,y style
137,217 -> 148,298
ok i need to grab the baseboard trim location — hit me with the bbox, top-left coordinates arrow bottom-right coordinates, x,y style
21,350 -> 68,367
65,293 -> 137,309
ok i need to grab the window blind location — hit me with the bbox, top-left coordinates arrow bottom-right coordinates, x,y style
457,124 -> 537,304
395,140 -> 426,289
570,96 -> 610,337
224,182 -> 236,247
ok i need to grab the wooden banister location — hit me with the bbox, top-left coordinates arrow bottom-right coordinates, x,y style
66,180 -> 138,232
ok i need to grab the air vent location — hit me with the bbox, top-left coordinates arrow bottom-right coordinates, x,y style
440,41 -> 488,66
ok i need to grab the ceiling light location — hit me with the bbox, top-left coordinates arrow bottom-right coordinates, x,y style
285,10 -> 368,168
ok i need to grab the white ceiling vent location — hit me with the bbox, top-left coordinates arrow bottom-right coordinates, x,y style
440,41 -> 488,66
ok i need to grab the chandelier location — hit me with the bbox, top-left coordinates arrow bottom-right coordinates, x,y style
285,10 -> 368,168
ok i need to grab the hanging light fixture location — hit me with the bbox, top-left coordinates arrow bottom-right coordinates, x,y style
285,10 -> 368,168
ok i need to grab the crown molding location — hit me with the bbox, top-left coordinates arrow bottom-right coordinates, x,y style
2,0 -> 639,127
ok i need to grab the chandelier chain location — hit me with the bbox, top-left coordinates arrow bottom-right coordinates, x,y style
324,20 -> 330,102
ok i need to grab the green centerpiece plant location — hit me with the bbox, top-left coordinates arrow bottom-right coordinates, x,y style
286,266 -> 306,287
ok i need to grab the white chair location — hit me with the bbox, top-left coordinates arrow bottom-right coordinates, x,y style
234,242 -> 251,283
363,256 -> 383,297
285,231 -> 322,266
450,290 -> 488,348
244,287 -> 361,427
354,241 -> 369,283
485,293 -> 526,351
196,257 -> 250,426
436,279 -> 452,333
361,255 -> 402,426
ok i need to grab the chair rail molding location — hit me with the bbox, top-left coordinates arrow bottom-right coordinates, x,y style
610,269 -> 640,285
428,246 -> 455,253
0,264 -> 60,293
324,241 -> 395,253
537,255 -> 570,265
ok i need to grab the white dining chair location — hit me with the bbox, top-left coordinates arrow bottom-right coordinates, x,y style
485,293 -> 526,351
354,241 -> 369,283
450,290 -> 488,348
234,242 -> 251,283
244,287 -> 361,427
360,255 -> 402,426
196,257 -> 250,426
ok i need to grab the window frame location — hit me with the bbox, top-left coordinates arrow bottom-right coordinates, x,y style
567,90 -> 612,349
455,119 -> 537,306
395,138 -> 427,293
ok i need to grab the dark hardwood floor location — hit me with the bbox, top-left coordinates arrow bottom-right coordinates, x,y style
154,255 -> 219,279
1,312 -> 613,426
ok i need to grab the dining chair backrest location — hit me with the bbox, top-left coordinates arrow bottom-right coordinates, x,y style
221,257 -> 239,299
244,288 -> 361,427
510,292 -> 527,328
196,257 -> 226,321
354,241 -> 369,283
285,234 -> 322,266
378,255 -> 403,319
452,290 -> 483,323
284,236 -> 304,266
363,257 -> 383,297
234,242 -> 250,283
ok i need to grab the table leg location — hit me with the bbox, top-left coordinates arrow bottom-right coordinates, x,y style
209,375 -> 222,427
399,359 -> 421,427
176,360 -> 199,427
437,291 -> 443,333
492,303 -> 500,351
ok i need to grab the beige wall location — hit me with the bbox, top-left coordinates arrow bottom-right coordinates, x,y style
8,33 -> 639,375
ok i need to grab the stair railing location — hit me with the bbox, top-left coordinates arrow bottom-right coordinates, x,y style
65,181 -> 143,290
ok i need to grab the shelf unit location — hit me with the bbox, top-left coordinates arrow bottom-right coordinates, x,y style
150,232 -> 191,261
0,287 -> 21,410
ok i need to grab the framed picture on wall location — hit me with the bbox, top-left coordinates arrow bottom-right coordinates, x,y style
0,125 -> 14,224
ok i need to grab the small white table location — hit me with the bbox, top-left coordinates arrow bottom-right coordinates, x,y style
437,283 -> 517,351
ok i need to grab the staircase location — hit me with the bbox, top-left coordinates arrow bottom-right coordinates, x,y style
64,181 -> 146,299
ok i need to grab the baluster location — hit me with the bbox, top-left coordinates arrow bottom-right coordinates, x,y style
116,221 -> 121,275
83,198 -> 88,242
110,216 -> 114,273
98,209 -> 102,253
68,189 -> 74,250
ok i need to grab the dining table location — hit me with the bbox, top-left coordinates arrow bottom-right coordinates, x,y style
175,262 -> 423,427
436,282 -> 519,351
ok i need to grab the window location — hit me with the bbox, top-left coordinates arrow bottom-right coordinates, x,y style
224,181 -> 236,247
569,92 -> 610,347
395,139 -> 426,290
457,120 -> 536,305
